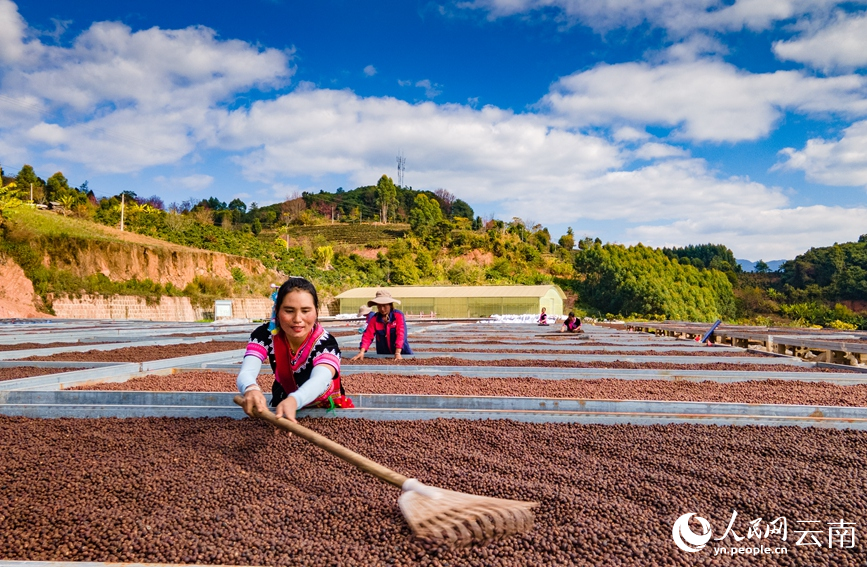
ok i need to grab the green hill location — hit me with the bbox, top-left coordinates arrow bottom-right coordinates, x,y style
8,162 -> 860,326
0,207 -> 276,313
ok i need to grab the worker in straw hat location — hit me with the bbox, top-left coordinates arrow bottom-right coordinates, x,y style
351,290 -> 413,361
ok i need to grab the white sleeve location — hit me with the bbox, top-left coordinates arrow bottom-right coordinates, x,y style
236,355 -> 263,394
289,364 -> 334,409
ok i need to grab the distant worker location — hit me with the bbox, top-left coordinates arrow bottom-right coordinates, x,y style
538,307 -> 549,326
560,312 -> 583,333
351,290 -> 413,361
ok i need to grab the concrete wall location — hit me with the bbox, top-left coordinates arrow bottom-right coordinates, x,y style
227,298 -> 273,320
50,295 -> 274,322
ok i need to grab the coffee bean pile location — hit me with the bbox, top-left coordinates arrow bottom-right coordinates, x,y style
327,330 -> 363,338
0,342 -> 98,352
0,367 -> 81,382
1,416 -> 864,566
412,340 -> 622,346
347,373 -> 867,406
21,342 -> 247,363
69,371 -> 274,392
413,347 -> 770,357
164,331 -> 249,338
343,356 -> 853,373
71,370 -> 867,407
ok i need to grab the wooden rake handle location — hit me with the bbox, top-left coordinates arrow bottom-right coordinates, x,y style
232,395 -> 409,489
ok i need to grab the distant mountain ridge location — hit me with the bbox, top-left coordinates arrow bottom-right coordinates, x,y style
737,259 -> 787,272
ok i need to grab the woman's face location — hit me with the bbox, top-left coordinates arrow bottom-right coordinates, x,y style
278,289 -> 318,346
377,303 -> 392,316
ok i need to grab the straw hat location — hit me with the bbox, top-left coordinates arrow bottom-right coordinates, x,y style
357,305 -> 372,317
367,290 -> 401,307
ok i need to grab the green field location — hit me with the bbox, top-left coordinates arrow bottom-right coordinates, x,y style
284,223 -> 409,245
4,207 -> 127,242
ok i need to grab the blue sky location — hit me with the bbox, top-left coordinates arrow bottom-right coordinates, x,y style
2,0 -> 867,261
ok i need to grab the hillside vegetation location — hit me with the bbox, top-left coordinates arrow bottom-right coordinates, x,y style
0,208 -> 275,313
2,163 -> 865,327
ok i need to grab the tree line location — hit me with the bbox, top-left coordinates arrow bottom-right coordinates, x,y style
2,162 -> 865,327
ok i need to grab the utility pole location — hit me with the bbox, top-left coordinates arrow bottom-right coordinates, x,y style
120,193 -> 125,231
396,152 -> 405,188
30,183 -> 33,202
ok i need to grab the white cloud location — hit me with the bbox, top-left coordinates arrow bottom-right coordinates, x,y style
541,59 -> 867,142
154,174 -> 215,191
363,64 -> 377,76
612,126 -> 649,141
458,0 -> 849,33
0,0 -> 27,63
397,78 -> 443,97
8,22 -> 291,112
656,34 -> 728,62
493,158 -> 787,224
26,122 -> 66,144
32,108 -> 207,172
774,11 -> 867,71
627,205 -> 867,259
40,18 -> 73,43
777,120 -> 867,186
0,0 -> 293,172
217,88 -> 622,201
415,79 -> 442,98
632,142 -> 689,159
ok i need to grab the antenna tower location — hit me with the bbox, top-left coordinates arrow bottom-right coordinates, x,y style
396,152 -> 406,187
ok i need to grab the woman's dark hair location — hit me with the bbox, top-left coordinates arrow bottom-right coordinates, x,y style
275,277 -> 319,313
567,312 -> 575,319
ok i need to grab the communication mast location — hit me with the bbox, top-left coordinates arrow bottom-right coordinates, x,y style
396,152 -> 406,187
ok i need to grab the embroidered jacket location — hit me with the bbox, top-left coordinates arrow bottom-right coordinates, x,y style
245,322 -> 343,407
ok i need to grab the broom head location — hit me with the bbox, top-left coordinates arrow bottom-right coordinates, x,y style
398,482 -> 538,545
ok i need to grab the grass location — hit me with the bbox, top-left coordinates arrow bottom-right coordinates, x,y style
5,207 -> 127,242
283,222 -> 409,245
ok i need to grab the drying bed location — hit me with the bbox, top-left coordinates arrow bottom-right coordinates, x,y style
410,335 -> 688,348
0,342 -> 110,352
1,416 -> 864,567
68,372 -> 273,393
0,367 -> 82,382
412,340 -> 647,346
341,356 -> 852,372
411,348 -> 772,357
70,370 -> 867,407
19,342 -> 247,363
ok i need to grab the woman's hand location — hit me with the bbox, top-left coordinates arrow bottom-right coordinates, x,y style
350,350 -> 365,361
241,387 -> 269,418
394,351 -> 403,361
275,396 -> 299,423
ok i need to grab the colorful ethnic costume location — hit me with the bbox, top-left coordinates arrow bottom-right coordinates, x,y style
238,322 -> 354,409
